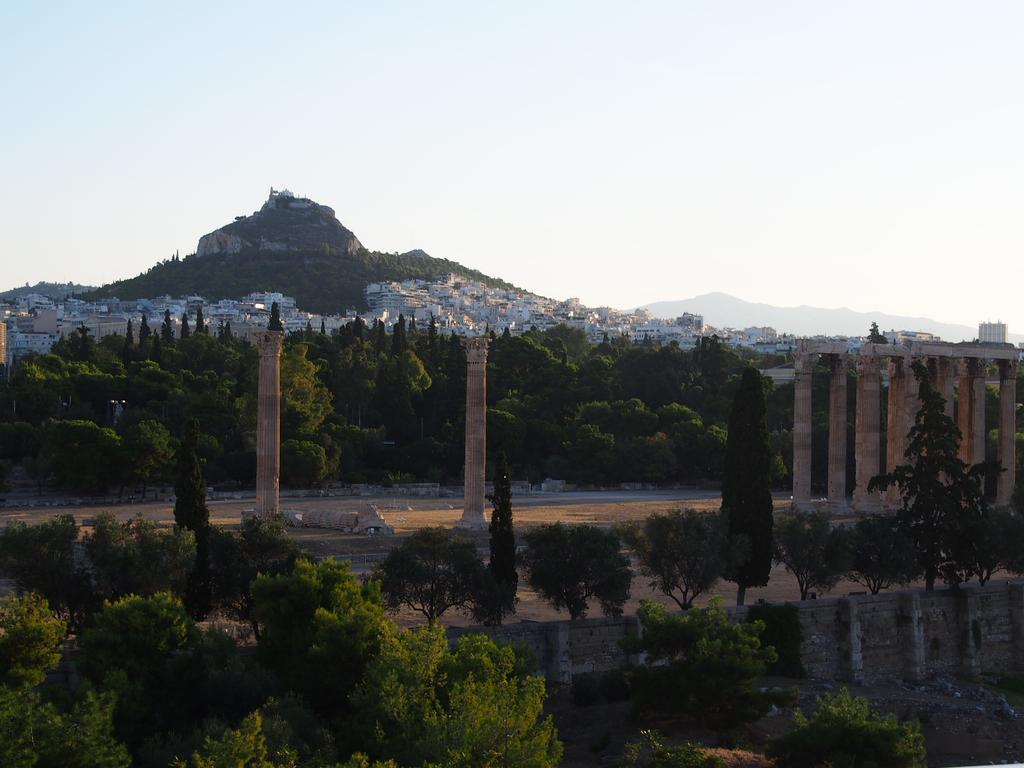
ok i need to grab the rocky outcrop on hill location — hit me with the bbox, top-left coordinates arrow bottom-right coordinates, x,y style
82,188 -> 515,314
195,188 -> 363,258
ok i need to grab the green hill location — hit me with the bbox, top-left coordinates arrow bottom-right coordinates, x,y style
82,190 -> 517,314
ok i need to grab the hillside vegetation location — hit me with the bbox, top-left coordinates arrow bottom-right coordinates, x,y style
83,247 -> 516,314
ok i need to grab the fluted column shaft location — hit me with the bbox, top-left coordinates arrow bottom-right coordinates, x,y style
827,354 -> 848,511
998,360 -> 1019,506
854,354 -> 881,513
459,337 -> 490,528
886,357 -> 907,507
958,358 -> 986,467
793,352 -> 813,507
935,357 -> 955,420
256,330 -> 284,518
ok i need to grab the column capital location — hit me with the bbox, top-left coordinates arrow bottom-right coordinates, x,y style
855,353 -> 879,377
461,335 -> 490,364
794,351 -> 814,373
256,329 -> 284,357
1000,358 -> 1020,381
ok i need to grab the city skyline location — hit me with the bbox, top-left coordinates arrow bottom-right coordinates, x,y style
3,2 -> 1023,327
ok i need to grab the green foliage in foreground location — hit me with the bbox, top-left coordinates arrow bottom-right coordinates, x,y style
351,625 -> 562,768
0,594 -> 65,689
0,686 -> 131,768
767,688 -> 927,768
627,599 -> 791,728
623,730 -> 726,768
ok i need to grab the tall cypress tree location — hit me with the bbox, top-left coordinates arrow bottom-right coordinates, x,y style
138,313 -> 151,342
161,309 -> 175,343
391,314 -> 408,356
374,320 -> 387,355
180,313 -> 191,339
485,451 -> 518,624
174,417 -> 211,617
269,302 -> 283,332
122,320 -> 134,363
722,367 -> 774,605
195,306 -> 207,335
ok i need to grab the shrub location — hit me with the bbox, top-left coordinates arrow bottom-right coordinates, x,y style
627,598 -> 789,728
623,730 -> 726,768
746,603 -> 804,678
767,688 -> 927,768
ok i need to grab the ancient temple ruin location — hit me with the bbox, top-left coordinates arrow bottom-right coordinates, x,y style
792,339 -> 1019,512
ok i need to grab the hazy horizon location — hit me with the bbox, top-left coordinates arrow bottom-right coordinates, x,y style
3,2 -> 1022,329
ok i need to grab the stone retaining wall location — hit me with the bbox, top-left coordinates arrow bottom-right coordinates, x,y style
452,582 -> 1024,685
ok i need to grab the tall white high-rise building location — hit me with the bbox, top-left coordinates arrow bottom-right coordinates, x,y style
979,321 -> 1008,344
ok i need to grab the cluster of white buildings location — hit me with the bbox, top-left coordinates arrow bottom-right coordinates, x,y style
2,278 -> 1020,370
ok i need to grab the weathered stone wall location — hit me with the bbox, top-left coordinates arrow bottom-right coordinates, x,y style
451,583 -> 1024,686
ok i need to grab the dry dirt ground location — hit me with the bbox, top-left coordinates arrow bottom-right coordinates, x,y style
0,493 -> 869,616
4,493 -> 1021,765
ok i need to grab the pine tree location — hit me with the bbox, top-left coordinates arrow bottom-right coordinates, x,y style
869,361 -> 987,590
320,319 -> 326,335
161,309 -> 175,343
269,302 -> 283,332
483,452 -> 518,624
195,306 -> 207,335
353,317 -> 365,341
721,367 -> 774,605
180,313 -> 191,339
174,418 -> 211,617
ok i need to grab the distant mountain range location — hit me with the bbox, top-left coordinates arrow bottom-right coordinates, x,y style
641,292 -> 1023,345
78,190 -> 516,314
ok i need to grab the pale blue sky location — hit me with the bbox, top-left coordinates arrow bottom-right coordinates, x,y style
2,2 -> 1023,329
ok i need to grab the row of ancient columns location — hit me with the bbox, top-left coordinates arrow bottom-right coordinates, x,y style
793,348 -> 1018,513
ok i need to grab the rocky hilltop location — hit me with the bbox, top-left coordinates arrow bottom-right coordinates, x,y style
195,188 -> 363,258
84,189 -> 514,314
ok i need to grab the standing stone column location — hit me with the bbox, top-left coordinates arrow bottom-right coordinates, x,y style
972,360 -> 987,468
998,359 -> 1019,506
934,357 -> 955,420
853,352 -> 881,513
255,330 -> 284,518
903,357 -> 921,448
827,354 -> 848,512
959,358 -> 986,467
792,351 -> 813,508
885,356 -> 907,507
458,336 -> 490,528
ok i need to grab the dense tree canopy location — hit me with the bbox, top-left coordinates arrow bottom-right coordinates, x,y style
0,322 -> 808,494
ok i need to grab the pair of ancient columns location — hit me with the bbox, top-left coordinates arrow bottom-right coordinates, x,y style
251,329 -> 491,525
793,348 -> 1018,512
